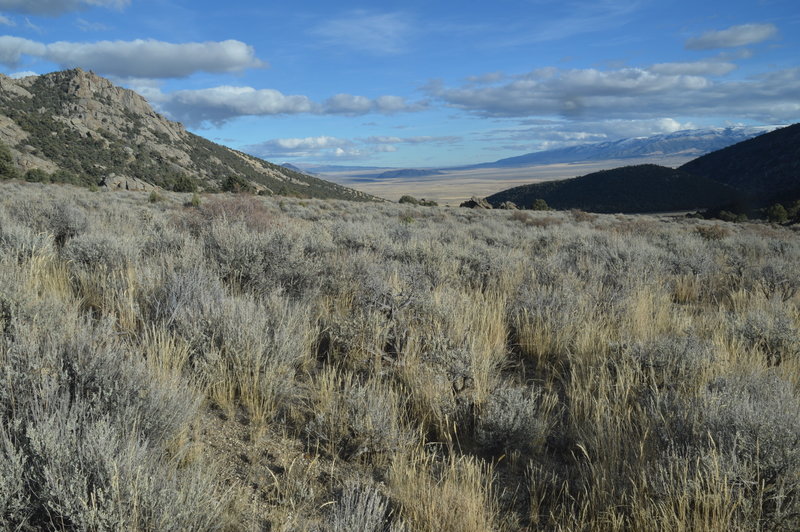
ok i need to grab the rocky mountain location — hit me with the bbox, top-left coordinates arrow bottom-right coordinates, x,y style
0,69 -> 374,200
466,126 -> 774,169
485,164 -> 740,213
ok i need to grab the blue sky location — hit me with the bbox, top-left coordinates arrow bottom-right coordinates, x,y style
0,0 -> 798,167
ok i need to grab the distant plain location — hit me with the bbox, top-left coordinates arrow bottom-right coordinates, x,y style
321,155 -> 695,205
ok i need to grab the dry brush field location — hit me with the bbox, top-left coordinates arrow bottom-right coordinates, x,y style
1,181 -> 800,531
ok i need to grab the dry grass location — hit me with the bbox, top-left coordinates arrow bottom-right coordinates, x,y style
1,181 -> 799,530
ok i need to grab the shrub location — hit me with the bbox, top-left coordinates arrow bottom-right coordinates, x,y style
767,203 -> 789,223
399,195 -> 437,207
62,233 -> 134,272
699,373 -> 800,527
24,168 -> 49,183
171,174 -> 197,193
327,481 -> 392,532
530,198 -> 550,211
305,372 -> 412,464
399,195 -> 420,205
221,174 -> 254,193
757,260 -> 800,302
0,221 -> 52,259
732,306 -> 800,366
45,201 -> 89,248
474,384 -> 555,456
0,141 -> 18,180
623,334 -> 715,387
695,224 -> 729,241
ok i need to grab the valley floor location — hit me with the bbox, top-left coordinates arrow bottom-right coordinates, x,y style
320,155 -> 693,205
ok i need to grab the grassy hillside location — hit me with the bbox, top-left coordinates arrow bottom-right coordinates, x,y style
1,181 -> 799,530
486,164 -> 740,212
680,123 -> 800,202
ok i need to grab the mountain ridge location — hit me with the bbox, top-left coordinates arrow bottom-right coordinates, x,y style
679,123 -> 800,202
0,69 -> 375,201
465,126 -> 776,169
485,164 -> 741,213
483,124 -> 799,213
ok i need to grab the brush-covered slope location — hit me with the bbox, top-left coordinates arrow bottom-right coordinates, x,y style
679,123 -> 800,202
486,164 -> 740,213
0,69 -> 373,200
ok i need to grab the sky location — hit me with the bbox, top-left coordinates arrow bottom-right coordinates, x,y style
0,0 -> 798,168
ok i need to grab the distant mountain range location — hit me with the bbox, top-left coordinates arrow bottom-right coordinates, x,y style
467,126 -> 776,169
485,123 -> 800,213
301,127 -> 776,183
0,69 -> 374,201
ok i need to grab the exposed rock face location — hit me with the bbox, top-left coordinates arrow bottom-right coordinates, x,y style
499,201 -> 518,210
100,173 -> 158,192
0,69 -> 375,201
460,196 -> 493,209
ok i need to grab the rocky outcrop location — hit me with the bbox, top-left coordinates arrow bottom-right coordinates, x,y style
460,196 -> 493,209
499,201 -> 518,210
100,173 -> 159,192
0,69 -> 375,201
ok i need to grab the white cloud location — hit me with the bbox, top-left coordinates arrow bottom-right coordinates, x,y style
149,84 -> 423,126
650,61 -> 737,76
312,10 -> 412,55
0,37 -> 264,77
427,65 -> 800,124
8,70 -> 37,78
245,133 -> 461,161
0,36 -> 46,66
163,86 -> 316,126
429,67 -> 711,118
323,93 -> 424,115
375,95 -> 420,113
43,39 -> 264,78
245,136 -> 354,158
0,0 -> 128,15
374,145 -> 398,153
0,15 -> 14,26
685,23 -> 778,50
324,93 -> 373,114
497,118 -> 692,142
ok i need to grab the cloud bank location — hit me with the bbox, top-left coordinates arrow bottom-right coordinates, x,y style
156,86 -> 424,126
426,64 -> 800,124
164,86 -> 316,125
0,37 -> 264,77
245,134 -> 461,161
0,0 -> 129,16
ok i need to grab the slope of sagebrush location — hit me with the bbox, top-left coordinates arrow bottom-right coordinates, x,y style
1,182 -> 799,530
486,164 -> 740,212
